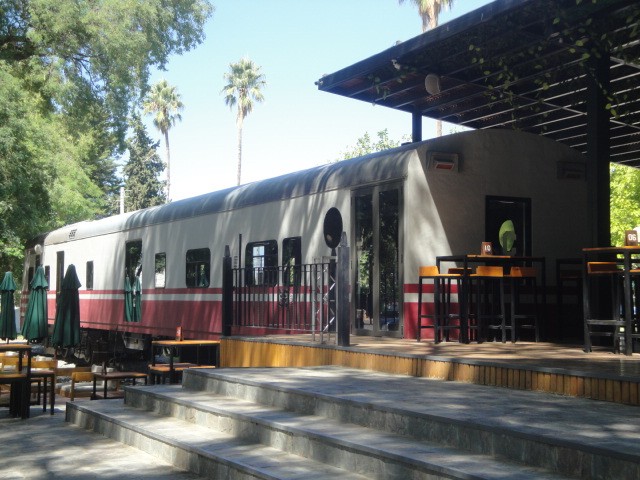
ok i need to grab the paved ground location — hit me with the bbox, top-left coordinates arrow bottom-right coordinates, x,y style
0,396 -> 202,480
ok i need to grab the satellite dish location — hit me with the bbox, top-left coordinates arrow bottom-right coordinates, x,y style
323,208 -> 343,250
425,74 -> 441,95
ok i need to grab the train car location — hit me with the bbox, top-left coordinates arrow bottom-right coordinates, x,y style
21,129 -> 589,344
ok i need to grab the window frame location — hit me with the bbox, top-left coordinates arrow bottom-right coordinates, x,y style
155,252 -> 166,288
245,240 -> 278,286
86,261 -> 94,290
186,248 -> 210,288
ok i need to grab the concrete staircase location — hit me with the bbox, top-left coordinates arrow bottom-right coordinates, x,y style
66,366 -> 640,479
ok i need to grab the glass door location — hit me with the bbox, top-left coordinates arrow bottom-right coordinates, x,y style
353,185 -> 402,337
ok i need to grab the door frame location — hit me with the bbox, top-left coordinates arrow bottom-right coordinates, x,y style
485,195 -> 532,256
351,182 -> 404,338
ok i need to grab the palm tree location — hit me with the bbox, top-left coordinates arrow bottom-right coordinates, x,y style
143,79 -> 184,201
399,0 -> 454,137
221,58 -> 266,186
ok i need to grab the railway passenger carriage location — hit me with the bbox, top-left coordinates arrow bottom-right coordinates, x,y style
21,129 -> 589,343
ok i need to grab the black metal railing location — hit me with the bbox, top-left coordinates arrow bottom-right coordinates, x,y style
230,262 -> 335,334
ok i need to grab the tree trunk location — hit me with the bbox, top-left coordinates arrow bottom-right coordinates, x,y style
164,130 -> 171,201
237,122 -> 243,186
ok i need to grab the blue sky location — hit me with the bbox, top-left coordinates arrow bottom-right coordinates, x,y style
147,0 -> 493,201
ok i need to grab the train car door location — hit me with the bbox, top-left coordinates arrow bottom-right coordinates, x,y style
352,184 -> 403,337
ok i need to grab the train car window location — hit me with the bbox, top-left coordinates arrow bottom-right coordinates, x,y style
155,253 -> 166,288
282,237 -> 301,286
245,240 -> 278,286
86,261 -> 94,290
125,240 -> 142,284
44,266 -> 50,286
186,248 -> 210,288
56,251 -> 64,294
27,267 -> 34,290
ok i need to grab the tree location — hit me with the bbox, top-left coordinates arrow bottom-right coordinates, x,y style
610,164 -> 640,246
122,115 -> 167,212
221,58 -> 266,186
143,80 -> 184,201
0,0 -> 212,275
339,129 -> 407,161
1,0 -> 213,143
399,0 -> 454,137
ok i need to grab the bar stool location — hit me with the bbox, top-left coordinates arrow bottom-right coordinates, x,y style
509,266 -> 540,342
584,262 -> 624,352
555,258 -> 582,341
417,266 -> 461,342
471,265 -> 511,343
447,267 -> 475,341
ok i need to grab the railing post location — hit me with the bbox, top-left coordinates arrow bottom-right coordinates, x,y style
336,232 -> 350,346
222,245 -> 233,337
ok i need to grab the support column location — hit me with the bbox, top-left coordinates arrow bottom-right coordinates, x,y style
586,52 -> 611,247
336,232 -> 350,347
412,111 -> 422,143
222,245 -> 233,337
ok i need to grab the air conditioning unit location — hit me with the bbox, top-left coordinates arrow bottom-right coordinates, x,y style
557,161 -> 586,180
427,152 -> 459,173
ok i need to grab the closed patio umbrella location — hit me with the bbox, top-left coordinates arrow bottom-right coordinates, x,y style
22,266 -> 49,342
0,272 -> 17,341
133,275 -> 142,323
124,276 -> 134,322
124,275 -> 142,323
52,264 -> 81,349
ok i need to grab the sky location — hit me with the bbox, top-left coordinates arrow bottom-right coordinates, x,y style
146,0 -> 493,201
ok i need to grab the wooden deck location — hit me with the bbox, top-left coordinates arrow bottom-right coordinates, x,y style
220,335 -> 640,406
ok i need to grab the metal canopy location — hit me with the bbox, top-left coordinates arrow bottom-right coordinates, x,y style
317,0 -> 640,167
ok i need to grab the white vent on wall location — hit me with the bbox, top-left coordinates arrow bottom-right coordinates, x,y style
427,152 -> 459,173
557,161 -> 586,180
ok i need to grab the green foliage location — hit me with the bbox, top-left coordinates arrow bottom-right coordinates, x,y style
339,129 -> 408,161
123,115 -> 167,212
143,79 -> 184,200
0,0 -> 212,278
221,58 -> 267,186
610,164 -> 640,246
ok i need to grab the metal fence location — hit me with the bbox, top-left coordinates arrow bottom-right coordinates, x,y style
230,261 -> 336,339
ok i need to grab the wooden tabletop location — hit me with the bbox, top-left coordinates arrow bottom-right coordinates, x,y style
92,371 -> 148,380
152,340 -> 220,347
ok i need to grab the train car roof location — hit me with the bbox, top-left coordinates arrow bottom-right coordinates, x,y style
43,140 -> 419,245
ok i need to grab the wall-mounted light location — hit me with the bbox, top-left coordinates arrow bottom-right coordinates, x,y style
425,74 -> 441,95
427,152 -> 459,173
556,161 -> 586,180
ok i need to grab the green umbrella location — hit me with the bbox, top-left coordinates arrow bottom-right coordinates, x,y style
133,275 -> 142,323
124,276 -> 134,322
22,266 -> 49,342
52,265 -> 81,348
0,272 -> 17,341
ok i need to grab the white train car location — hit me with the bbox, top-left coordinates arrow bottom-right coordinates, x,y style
21,129 -> 589,341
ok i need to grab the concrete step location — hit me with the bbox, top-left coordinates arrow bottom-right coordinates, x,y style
123,384 -> 571,480
65,365 -> 640,480
181,366 -> 640,480
67,400 -> 370,480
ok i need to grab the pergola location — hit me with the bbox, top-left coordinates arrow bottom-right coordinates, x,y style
317,0 -> 640,246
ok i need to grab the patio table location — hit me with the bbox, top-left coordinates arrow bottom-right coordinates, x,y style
435,255 -> 546,343
582,246 -> 640,355
150,340 -> 220,384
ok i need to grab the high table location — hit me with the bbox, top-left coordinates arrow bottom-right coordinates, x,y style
582,246 -> 640,355
435,255 -> 546,343
150,340 -> 220,384
0,343 -> 32,419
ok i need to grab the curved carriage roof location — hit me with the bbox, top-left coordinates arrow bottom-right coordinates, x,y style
43,140 -> 417,245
